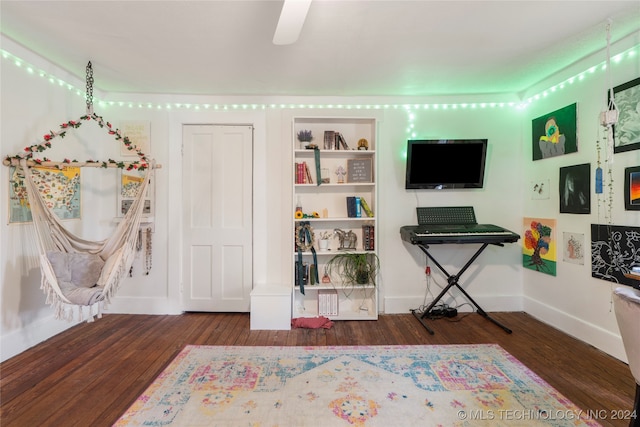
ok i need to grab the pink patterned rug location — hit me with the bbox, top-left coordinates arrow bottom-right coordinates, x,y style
114,344 -> 600,426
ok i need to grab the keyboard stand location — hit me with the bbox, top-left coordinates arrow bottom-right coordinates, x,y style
410,242 -> 513,335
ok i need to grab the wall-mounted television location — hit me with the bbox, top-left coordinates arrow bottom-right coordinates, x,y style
405,139 -> 488,189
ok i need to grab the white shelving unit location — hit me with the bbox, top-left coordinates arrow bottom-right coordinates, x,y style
292,117 -> 378,320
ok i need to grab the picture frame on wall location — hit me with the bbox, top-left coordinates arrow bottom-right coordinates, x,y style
624,166 -> 640,211
611,77 -> 640,153
531,103 -> 578,160
559,163 -> 590,214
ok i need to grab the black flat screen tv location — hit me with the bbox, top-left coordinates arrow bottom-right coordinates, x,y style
405,139 -> 488,189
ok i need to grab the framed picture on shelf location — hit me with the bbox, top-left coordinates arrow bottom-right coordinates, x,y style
611,77 -> 640,153
624,166 -> 640,211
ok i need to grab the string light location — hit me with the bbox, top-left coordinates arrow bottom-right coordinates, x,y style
1,44 -> 638,111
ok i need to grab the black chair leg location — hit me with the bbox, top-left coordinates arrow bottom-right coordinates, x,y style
631,383 -> 640,427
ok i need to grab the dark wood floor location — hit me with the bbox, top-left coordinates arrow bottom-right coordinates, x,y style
0,312 -> 634,426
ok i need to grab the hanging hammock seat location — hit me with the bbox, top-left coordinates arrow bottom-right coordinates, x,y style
22,159 -> 152,316
20,158 -> 152,319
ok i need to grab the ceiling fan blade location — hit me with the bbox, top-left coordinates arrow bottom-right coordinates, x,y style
273,0 -> 312,45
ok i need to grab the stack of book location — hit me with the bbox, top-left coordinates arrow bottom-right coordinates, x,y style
318,289 -> 338,316
346,196 -> 374,218
294,161 -> 313,184
323,131 -> 350,150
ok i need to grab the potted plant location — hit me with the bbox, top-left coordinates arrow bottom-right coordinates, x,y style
297,129 -> 313,149
325,252 -> 380,287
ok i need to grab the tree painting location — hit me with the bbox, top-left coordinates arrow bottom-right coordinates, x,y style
523,218 -> 557,276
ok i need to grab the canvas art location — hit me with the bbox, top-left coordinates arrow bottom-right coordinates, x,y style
121,120 -> 151,157
611,77 -> 640,153
8,165 -> 81,223
532,103 -> 578,160
591,224 -> 640,290
559,163 -> 590,214
563,232 -> 584,265
523,217 -> 557,276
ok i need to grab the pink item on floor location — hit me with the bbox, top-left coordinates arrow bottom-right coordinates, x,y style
291,316 -> 334,329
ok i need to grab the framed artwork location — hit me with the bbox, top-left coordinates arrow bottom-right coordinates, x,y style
347,158 -> 373,183
624,166 -> 640,210
523,217 -> 557,276
559,163 -> 590,214
118,168 -> 154,217
591,224 -> 640,290
532,103 -> 577,160
562,232 -> 584,265
611,77 -> 640,153
530,179 -> 550,200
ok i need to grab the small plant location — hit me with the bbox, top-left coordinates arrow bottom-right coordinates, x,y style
318,231 -> 332,240
325,252 -> 380,287
297,129 -> 313,142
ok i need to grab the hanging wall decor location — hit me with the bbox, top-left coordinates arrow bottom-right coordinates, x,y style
611,77 -> 640,153
623,165 -> 640,210
532,103 -> 578,160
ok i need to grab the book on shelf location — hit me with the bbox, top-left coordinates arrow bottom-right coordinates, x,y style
362,224 -> 375,251
295,261 -> 309,287
318,289 -> 338,316
359,197 -> 374,217
324,131 -> 336,150
346,196 -> 362,218
336,132 -> 349,150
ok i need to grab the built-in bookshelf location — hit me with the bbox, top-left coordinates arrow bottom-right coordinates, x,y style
292,117 -> 378,320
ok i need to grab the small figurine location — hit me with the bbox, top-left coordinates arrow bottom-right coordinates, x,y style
335,165 -> 346,184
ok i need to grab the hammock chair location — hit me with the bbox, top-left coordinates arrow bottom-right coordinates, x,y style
19,158 -> 152,321
4,62 -> 159,321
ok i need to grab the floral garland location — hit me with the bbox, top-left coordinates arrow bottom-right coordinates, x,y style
4,113 -> 151,171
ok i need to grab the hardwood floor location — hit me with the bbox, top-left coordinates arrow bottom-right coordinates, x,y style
0,312 -> 634,426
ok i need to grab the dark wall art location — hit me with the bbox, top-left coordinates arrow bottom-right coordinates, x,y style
624,166 -> 640,210
559,163 -> 590,214
611,77 -> 640,153
591,224 -> 640,290
532,103 -> 578,160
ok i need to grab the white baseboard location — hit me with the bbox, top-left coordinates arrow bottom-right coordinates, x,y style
1,314 -> 79,362
523,296 -> 626,363
103,296 -> 182,315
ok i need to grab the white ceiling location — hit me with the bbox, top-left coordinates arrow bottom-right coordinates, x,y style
1,0 -> 639,98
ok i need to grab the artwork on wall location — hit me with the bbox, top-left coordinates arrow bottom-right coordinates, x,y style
624,166 -> 640,211
591,224 -> 640,290
8,165 -> 81,223
529,179 -> 550,200
562,232 -> 584,265
611,77 -> 640,153
532,103 -> 577,160
523,217 -> 557,276
118,168 -> 154,217
121,120 -> 151,157
559,163 -> 590,214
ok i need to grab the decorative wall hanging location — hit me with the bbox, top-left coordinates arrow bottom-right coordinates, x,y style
591,224 -> 640,290
121,121 -> 151,157
611,77 -> 640,153
523,217 -> 557,276
532,103 -> 578,160
623,166 -> 640,210
559,163 -> 590,214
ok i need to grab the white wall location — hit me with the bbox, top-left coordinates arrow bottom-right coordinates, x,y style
1,33 -> 637,362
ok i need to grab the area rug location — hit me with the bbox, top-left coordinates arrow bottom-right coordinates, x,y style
114,344 -> 600,426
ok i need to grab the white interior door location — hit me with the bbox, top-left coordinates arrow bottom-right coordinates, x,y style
182,125 -> 253,312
